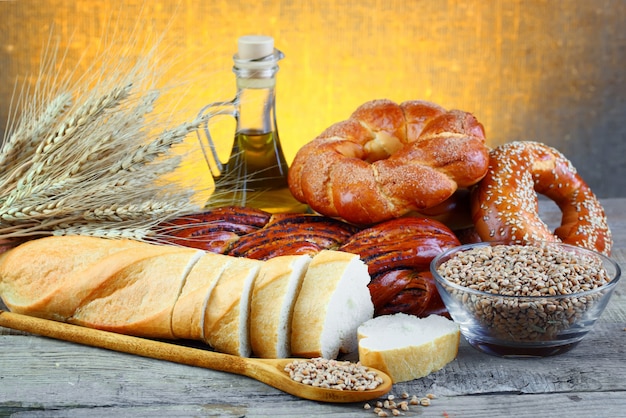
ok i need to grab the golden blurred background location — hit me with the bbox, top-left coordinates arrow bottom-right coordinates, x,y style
1,0 -> 624,197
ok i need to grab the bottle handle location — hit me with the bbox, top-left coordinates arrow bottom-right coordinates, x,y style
196,100 -> 238,178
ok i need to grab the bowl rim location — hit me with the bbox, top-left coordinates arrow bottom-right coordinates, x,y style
430,241 -> 622,300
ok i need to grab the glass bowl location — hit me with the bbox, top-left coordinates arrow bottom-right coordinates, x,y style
430,241 -> 621,357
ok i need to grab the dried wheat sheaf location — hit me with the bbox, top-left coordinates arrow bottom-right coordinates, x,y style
0,32 -> 207,244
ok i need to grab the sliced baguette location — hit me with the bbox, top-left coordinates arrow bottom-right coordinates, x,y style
249,254 -> 311,358
291,250 -> 374,359
357,313 -> 460,383
203,257 -> 263,357
171,252 -> 233,341
69,249 -> 204,339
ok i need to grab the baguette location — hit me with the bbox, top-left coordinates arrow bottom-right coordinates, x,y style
0,236 -> 375,360
70,250 -> 204,339
291,250 -> 374,359
357,313 -> 460,383
171,252 -> 234,341
249,254 -> 311,358
0,236 -> 174,321
202,256 -> 263,357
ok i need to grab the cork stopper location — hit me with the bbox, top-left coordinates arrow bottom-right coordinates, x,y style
237,35 -> 274,61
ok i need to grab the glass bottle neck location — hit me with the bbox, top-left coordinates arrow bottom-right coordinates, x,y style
234,69 -> 278,135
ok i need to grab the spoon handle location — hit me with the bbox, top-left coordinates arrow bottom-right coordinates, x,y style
0,310 -> 251,377
0,310 -> 392,403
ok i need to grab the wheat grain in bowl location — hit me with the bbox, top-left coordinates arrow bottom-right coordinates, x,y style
430,242 -> 621,357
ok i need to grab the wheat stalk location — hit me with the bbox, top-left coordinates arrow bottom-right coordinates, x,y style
107,116 -> 202,176
0,28 -> 209,244
53,223 -> 156,241
32,84 -> 132,166
0,93 -> 72,173
67,91 -> 160,178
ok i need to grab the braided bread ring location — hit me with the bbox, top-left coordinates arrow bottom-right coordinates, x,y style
471,141 -> 612,255
288,99 -> 490,225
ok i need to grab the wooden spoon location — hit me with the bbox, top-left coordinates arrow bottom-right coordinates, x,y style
0,310 -> 392,403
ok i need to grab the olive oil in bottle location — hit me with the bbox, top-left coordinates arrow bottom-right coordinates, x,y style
197,35 -> 307,213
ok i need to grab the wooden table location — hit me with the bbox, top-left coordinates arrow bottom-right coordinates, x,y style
1,198 -> 625,417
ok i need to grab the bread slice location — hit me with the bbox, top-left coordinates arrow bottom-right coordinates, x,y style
69,249 -> 204,339
203,257 -> 263,357
357,313 -> 460,383
291,250 -> 374,359
171,252 -> 234,341
249,254 -> 311,358
0,236 -> 170,320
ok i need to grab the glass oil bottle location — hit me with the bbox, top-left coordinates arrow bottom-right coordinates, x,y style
197,35 -> 307,213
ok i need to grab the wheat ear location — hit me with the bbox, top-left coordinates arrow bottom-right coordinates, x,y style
0,27 -> 210,242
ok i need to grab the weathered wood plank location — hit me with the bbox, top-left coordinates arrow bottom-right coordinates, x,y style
1,392 -> 625,418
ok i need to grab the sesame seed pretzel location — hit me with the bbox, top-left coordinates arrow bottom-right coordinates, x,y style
470,141 -> 612,255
